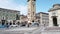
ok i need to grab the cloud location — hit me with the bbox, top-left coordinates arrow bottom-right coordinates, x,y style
0,0 -> 15,8
15,5 -> 27,15
0,0 -> 27,15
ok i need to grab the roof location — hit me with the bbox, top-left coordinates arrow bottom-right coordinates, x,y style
20,15 -> 27,18
53,4 -> 60,7
36,12 -> 49,15
48,4 -> 60,12
0,8 -> 20,12
48,7 -> 60,12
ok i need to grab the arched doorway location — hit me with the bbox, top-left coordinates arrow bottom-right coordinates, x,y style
53,17 -> 58,26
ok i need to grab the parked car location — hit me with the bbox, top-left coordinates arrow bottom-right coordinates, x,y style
31,22 -> 39,27
9,25 -> 18,28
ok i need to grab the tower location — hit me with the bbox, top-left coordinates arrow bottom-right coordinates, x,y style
27,0 -> 36,23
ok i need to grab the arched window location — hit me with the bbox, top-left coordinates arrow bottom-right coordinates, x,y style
16,14 -> 19,20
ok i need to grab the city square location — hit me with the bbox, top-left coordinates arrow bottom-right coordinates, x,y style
0,0 -> 60,34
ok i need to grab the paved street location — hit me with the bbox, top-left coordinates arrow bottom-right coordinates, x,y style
0,27 -> 38,34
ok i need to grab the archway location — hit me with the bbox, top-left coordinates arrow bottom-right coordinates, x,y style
53,17 -> 58,26
1,20 -> 5,25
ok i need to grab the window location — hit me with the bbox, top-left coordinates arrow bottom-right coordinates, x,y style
33,12 -> 34,15
16,14 -> 19,20
32,2 -> 35,8
28,13 -> 30,15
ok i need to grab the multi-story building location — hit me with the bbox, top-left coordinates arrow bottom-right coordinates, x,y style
0,8 -> 20,25
36,12 -> 49,26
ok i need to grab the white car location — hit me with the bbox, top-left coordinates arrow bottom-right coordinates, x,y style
9,25 -> 18,28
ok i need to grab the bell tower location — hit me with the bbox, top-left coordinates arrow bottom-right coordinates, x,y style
27,0 -> 36,23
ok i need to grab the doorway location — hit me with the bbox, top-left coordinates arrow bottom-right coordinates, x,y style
53,17 -> 58,26
1,20 -> 5,25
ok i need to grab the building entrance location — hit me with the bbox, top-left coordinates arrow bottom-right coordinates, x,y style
53,17 -> 58,26
1,20 -> 5,25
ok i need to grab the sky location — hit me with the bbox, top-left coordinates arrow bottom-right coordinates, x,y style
0,0 -> 60,15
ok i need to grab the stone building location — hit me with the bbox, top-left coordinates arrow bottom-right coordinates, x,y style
20,12 -> 49,27
40,4 -> 60,34
20,15 -> 28,23
49,4 -> 60,27
0,8 -> 20,25
27,0 -> 36,23
36,12 -> 49,26
20,15 -> 28,26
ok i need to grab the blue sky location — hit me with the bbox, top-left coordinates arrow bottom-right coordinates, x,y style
0,0 -> 60,15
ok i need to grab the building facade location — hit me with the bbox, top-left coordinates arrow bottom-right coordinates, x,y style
27,0 -> 36,23
49,4 -> 60,27
40,4 -> 60,34
20,15 -> 28,23
0,8 -> 20,25
36,12 -> 49,26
